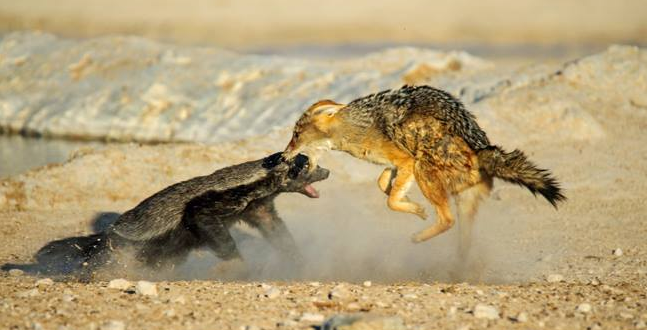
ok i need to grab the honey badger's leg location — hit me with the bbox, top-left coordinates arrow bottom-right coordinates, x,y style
386,159 -> 427,219
244,199 -> 302,264
455,179 -> 492,257
411,162 -> 455,243
378,168 -> 395,194
192,211 -> 242,261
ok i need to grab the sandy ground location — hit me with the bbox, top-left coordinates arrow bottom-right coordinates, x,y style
1,82 -> 647,329
1,0 -> 647,50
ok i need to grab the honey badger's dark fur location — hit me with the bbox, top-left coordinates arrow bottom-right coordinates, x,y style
2,153 -> 329,280
284,85 -> 565,254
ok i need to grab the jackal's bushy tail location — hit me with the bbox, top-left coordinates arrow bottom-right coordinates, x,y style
477,146 -> 566,207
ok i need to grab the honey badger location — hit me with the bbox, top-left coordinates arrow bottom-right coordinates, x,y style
2,153 -> 329,280
283,85 -> 565,254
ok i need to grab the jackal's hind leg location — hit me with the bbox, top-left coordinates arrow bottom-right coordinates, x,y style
386,163 -> 427,220
411,166 -> 455,243
377,168 -> 395,194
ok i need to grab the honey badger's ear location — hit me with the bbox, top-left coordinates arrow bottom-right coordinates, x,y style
309,100 -> 344,117
262,152 -> 285,169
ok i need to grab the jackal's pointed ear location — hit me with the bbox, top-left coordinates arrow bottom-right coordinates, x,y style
309,100 -> 344,118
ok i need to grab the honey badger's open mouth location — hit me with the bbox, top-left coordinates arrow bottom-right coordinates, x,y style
302,184 -> 320,198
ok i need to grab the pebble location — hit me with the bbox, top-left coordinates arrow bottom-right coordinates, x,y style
100,320 -> 125,330
546,274 -> 565,283
363,281 -> 372,287
329,285 -> 351,300
635,320 -> 646,329
135,281 -> 158,296
35,278 -> 54,287
577,303 -> 592,313
320,314 -> 405,330
8,269 -> 24,277
264,287 -> 281,299
163,308 -> 176,317
108,279 -> 132,290
171,295 -> 186,304
402,293 -> 418,300
62,293 -> 76,302
473,304 -> 500,320
300,312 -> 325,323
17,288 -> 39,298
260,283 -> 272,290
613,248 -> 623,256
239,326 -> 260,330
346,302 -> 361,312
517,312 -> 528,323
32,322 -> 44,330
309,281 -> 321,287
619,312 -> 633,319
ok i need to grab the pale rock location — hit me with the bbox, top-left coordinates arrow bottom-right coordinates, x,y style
108,279 -> 132,290
546,274 -> 565,283
329,285 -> 351,300
300,313 -> 325,323
8,269 -> 24,277
473,304 -> 500,320
613,248 -> 624,256
135,281 -> 158,296
517,312 -> 528,323
171,295 -> 186,304
320,314 -> 406,330
577,303 -> 592,313
35,278 -> 54,287
362,281 -> 372,287
264,287 -> 281,299
100,320 -> 125,330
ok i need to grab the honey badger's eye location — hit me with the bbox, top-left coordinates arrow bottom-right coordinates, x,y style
294,154 -> 309,169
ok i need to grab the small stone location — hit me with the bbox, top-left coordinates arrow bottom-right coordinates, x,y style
590,278 -> 600,286
32,322 -> 44,330
362,281 -> 372,287
300,312 -> 325,323
35,278 -> 54,287
309,281 -> 321,287
171,295 -> 186,304
402,293 -> 418,300
635,320 -> 646,329
329,285 -> 351,300
577,303 -> 592,313
473,304 -> 500,320
8,269 -> 24,277
320,315 -> 406,330
62,294 -> 76,302
546,274 -> 565,283
260,283 -> 272,290
620,312 -> 634,320
163,309 -> 176,317
135,281 -> 157,296
239,326 -> 260,330
100,320 -> 125,330
613,248 -> 623,256
264,287 -> 281,299
346,302 -> 361,311
108,279 -> 132,290
475,290 -> 484,295
517,312 -> 528,323
17,289 -> 39,298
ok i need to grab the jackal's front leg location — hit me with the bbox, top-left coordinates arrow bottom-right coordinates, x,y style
385,161 -> 427,220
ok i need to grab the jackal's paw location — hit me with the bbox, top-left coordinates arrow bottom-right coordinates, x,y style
411,231 -> 428,244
